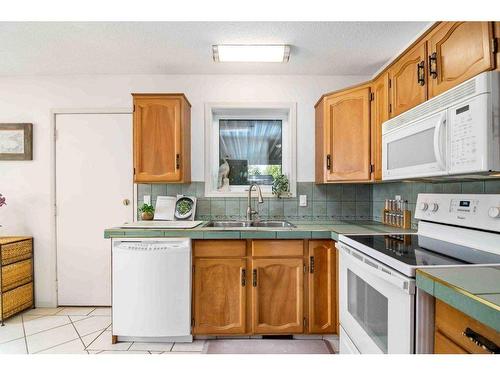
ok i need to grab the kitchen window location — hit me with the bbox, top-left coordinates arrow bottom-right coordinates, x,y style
205,103 -> 296,197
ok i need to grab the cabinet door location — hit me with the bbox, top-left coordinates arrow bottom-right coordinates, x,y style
193,258 -> 246,334
308,240 -> 336,334
427,22 -> 494,98
251,258 -> 303,334
370,73 -> 389,181
389,41 -> 427,117
133,96 -> 182,182
325,86 -> 371,181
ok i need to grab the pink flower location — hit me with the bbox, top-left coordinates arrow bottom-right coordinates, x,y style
0,194 -> 6,207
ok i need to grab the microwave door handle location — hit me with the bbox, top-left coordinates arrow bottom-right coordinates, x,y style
433,113 -> 447,170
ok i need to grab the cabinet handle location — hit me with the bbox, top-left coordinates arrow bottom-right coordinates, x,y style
252,269 -> 257,287
309,256 -> 315,274
429,52 -> 437,79
417,61 -> 425,86
176,154 -> 180,169
326,155 -> 332,170
462,328 -> 500,354
241,269 -> 246,287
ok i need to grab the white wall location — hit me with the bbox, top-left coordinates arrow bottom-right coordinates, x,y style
0,74 -> 368,306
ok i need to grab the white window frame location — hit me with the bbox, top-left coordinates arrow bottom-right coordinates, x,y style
204,102 -> 297,198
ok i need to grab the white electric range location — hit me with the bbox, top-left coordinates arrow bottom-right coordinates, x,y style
337,193 -> 500,354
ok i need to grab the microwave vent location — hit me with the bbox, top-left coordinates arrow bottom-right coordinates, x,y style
384,79 -> 477,133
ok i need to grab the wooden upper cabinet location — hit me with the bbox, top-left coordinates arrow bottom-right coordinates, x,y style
370,73 -> 389,181
388,41 -> 427,117
427,22 -> 494,98
316,85 -> 371,183
133,94 -> 191,183
193,258 -> 246,334
251,258 -> 303,334
495,22 -> 500,71
308,240 -> 336,334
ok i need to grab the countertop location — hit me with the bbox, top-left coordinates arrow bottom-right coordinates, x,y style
104,220 -> 416,240
416,267 -> 500,331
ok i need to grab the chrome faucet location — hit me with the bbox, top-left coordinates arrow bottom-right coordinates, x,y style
246,183 -> 264,221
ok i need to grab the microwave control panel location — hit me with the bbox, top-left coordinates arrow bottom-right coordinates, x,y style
449,104 -> 477,168
448,94 -> 489,173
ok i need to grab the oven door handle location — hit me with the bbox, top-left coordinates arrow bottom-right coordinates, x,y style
433,112 -> 447,171
338,243 -> 415,294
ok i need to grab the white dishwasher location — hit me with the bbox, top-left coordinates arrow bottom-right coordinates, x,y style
112,238 -> 192,342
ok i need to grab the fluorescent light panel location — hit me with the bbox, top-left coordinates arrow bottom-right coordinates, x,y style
213,44 -> 290,62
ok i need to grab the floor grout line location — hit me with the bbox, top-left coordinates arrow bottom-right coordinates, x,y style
32,336 -> 82,354
69,317 -> 86,348
86,308 -> 97,316
21,314 -> 29,354
23,319 -> 74,338
83,325 -> 110,350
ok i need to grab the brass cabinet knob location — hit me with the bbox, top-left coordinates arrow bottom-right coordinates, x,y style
123,199 -> 130,206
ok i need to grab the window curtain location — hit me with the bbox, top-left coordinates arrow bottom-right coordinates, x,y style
219,119 -> 282,165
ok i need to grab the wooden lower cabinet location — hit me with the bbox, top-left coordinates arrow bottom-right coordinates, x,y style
307,240 -> 337,334
192,257 -> 246,334
251,258 -> 304,334
191,239 -> 337,336
434,299 -> 500,354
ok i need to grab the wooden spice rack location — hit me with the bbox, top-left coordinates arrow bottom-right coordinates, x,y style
382,209 -> 412,229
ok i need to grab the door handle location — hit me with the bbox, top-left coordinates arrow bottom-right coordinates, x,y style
309,256 -> 315,274
252,269 -> 257,287
122,199 -> 130,206
326,155 -> 332,170
433,113 -> 447,171
241,269 -> 246,287
417,61 -> 425,86
176,154 -> 180,169
429,52 -> 437,79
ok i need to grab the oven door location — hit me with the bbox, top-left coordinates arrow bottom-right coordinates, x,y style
382,110 -> 447,180
338,242 -> 415,354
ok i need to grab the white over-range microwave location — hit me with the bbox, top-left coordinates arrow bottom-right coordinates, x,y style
382,71 -> 500,180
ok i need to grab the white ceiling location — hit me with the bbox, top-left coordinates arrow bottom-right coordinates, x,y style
0,22 -> 429,76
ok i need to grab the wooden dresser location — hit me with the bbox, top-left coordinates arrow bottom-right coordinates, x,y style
0,237 -> 34,325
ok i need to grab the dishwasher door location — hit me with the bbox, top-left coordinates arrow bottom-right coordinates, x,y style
112,238 -> 191,341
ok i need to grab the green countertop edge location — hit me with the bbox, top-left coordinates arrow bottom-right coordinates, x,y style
104,221 -> 415,240
416,272 -> 500,332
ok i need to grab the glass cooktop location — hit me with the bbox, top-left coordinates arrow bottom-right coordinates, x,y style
344,234 -> 500,268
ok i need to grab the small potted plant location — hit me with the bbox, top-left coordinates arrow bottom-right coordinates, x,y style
139,203 -> 154,221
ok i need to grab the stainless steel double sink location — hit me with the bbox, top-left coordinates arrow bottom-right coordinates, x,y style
204,220 -> 296,228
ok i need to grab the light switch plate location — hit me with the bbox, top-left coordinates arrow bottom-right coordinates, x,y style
144,195 -> 151,205
299,195 -> 307,207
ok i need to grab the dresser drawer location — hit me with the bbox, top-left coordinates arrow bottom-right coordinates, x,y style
2,258 -> 33,292
435,299 -> 500,354
1,282 -> 34,320
1,238 -> 33,265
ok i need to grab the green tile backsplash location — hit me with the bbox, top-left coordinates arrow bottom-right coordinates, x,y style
137,180 -> 499,224
137,182 -> 372,221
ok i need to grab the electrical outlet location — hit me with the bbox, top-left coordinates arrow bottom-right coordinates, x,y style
299,195 -> 307,207
144,195 -> 151,205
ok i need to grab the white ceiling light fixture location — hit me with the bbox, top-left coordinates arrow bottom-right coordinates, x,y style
212,44 -> 290,63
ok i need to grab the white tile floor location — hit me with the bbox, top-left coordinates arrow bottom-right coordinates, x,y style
0,307 -> 338,354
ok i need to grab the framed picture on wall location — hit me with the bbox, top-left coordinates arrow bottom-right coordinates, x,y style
0,123 -> 33,160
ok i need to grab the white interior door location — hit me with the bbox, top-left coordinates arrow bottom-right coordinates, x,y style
56,113 -> 133,306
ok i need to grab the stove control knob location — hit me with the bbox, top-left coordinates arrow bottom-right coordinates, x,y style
430,203 -> 439,212
488,207 -> 500,218
420,203 -> 429,211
